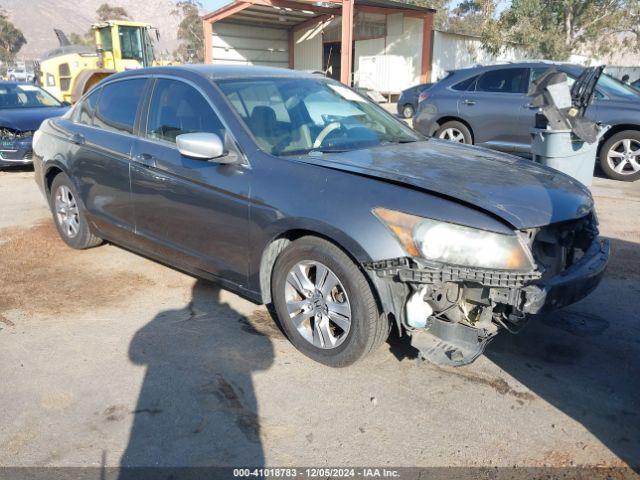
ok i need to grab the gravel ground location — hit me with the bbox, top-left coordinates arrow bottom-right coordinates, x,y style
0,166 -> 639,475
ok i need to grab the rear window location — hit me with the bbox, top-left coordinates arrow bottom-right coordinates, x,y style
451,75 -> 479,91
93,79 -> 146,135
476,68 -> 528,94
76,89 -> 100,125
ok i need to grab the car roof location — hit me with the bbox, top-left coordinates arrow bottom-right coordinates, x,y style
107,64 -> 319,82
0,80 -> 37,87
451,61 -> 584,73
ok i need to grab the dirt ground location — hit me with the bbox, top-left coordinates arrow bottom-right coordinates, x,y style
0,167 -> 639,475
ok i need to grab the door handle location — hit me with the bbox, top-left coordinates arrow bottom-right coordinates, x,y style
462,99 -> 476,106
523,102 -> 538,109
70,133 -> 85,145
133,153 -> 156,168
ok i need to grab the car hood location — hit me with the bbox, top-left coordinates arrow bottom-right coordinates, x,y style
0,107 -> 69,132
296,140 -> 593,229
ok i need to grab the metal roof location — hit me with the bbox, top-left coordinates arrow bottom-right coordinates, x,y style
203,0 -> 435,28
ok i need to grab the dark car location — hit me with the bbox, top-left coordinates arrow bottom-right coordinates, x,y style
414,62 -> 640,181
33,66 -> 609,367
397,82 -> 432,119
0,81 -> 68,168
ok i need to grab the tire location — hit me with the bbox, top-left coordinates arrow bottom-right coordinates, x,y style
435,120 -> 472,144
271,236 -> 388,367
9,75 -> 16,81
401,103 -> 415,119
49,173 -> 102,249
599,130 -> 640,181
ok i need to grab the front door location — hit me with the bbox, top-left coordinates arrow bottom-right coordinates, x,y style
458,67 -> 532,153
130,78 -> 250,286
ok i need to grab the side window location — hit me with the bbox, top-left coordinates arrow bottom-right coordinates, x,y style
530,67 -> 550,87
476,68 -> 528,94
451,75 -> 479,91
94,79 -> 146,135
76,89 -> 101,126
146,79 -> 225,144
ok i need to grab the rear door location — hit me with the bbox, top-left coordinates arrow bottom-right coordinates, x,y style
458,67 -> 531,153
65,78 -> 148,237
129,77 -> 251,286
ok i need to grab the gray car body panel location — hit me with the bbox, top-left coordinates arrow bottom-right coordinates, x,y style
33,65 -> 593,304
414,62 -> 640,154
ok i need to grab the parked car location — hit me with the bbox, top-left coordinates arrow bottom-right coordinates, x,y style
33,66 -> 609,367
0,81 -> 69,168
397,82 -> 432,118
414,62 -> 640,181
7,67 -> 35,83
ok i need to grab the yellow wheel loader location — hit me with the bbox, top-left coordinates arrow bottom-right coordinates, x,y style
36,21 -> 169,103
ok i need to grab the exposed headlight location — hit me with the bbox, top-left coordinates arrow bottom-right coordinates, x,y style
373,208 -> 535,271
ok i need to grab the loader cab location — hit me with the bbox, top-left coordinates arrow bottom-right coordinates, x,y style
94,21 -> 157,70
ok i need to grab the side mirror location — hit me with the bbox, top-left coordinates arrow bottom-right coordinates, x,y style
176,132 -> 228,161
61,101 -> 71,107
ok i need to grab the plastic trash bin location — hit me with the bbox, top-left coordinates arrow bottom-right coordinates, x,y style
530,126 -> 609,187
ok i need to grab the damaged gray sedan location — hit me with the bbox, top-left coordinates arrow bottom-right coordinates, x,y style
33,66 -> 609,367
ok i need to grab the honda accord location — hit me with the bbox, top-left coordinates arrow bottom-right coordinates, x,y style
33,66 -> 609,367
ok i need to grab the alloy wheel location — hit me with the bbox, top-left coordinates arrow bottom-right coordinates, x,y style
284,260 -> 352,349
607,138 -> 640,175
438,127 -> 466,143
54,185 -> 80,238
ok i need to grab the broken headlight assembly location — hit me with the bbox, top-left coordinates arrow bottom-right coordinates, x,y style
373,207 -> 535,271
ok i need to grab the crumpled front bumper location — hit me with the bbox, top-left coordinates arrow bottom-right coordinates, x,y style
492,238 -> 610,315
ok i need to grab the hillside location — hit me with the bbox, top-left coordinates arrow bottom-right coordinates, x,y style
2,0 -> 185,60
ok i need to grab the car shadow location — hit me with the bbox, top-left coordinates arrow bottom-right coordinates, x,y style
117,279 -> 274,477
387,236 -> 640,470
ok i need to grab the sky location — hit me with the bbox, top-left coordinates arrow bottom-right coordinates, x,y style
200,0 -> 511,14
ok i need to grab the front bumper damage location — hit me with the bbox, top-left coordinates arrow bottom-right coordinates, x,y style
365,219 -> 610,367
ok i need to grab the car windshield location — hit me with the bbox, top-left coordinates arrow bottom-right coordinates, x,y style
217,77 -> 420,155
0,84 -> 62,109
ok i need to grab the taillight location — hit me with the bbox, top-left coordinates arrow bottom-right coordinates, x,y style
418,91 -> 430,103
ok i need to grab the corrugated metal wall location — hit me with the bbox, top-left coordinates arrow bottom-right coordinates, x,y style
293,22 -> 324,71
212,22 -> 289,68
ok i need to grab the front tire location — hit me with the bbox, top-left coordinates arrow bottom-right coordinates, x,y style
599,130 -> 640,181
50,173 -> 102,249
435,120 -> 472,144
271,236 -> 388,367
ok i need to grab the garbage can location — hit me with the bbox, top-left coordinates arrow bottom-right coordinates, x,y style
530,125 -> 609,187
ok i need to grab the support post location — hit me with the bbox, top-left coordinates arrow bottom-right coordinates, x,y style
288,29 -> 294,68
340,0 -> 354,85
420,13 -> 433,83
203,19 -> 213,64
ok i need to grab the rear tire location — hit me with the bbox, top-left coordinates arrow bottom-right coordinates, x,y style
49,173 -> 102,249
599,130 -> 640,181
271,236 -> 388,367
402,103 -> 415,119
435,120 -> 472,144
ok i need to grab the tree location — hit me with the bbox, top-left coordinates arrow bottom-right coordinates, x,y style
483,0 -> 640,60
0,9 -> 26,63
448,0 -> 498,35
172,0 -> 203,63
96,3 -> 130,22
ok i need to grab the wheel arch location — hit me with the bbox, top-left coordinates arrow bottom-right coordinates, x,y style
258,226 -> 377,306
434,116 -> 475,143
596,124 -> 640,157
44,162 -> 67,197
